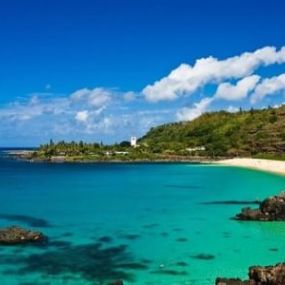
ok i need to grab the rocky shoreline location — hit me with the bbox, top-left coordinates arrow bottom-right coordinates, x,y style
234,192 -> 285,221
215,192 -> 285,284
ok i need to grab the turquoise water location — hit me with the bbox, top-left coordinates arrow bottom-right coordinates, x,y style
1,152 -> 285,284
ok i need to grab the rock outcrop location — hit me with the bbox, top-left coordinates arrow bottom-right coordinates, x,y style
216,263 -> 285,284
0,226 -> 46,245
235,192 -> 285,221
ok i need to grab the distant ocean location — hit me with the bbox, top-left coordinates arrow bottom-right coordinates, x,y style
1,149 -> 285,284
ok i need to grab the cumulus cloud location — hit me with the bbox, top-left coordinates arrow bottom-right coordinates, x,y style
75,110 -> 89,122
0,95 -> 70,121
0,85 -> 171,144
0,87 -> 114,137
143,46 -> 285,102
215,75 -> 260,101
176,97 -> 213,121
175,75 -> 260,121
251,73 -> 285,103
2,45 -> 285,144
71,87 -> 111,107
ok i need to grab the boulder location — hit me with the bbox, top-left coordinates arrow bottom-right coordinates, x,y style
235,192 -> 285,221
216,263 -> 285,284
0,226 -> 46,245
249,263 -> 285,284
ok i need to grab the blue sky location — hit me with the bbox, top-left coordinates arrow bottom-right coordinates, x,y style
1,0 -> 285,146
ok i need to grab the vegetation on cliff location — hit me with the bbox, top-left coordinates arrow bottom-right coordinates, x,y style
140,105 -> 285,158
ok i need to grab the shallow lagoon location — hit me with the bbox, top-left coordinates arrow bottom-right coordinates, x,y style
1,153 -> 285,284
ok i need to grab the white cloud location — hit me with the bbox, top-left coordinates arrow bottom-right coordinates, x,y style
0,95 -> 70,121
251,73 -> 285,103
175,75 -> 260,122
215,75 -> 260,101
71,87 -> 111,107
143,46 -> 285,102
2,45 -> 285,145
75,110 -> 89,122
0,85 -> 167,144
123,91 -> 136,101
176,97 -> 213,121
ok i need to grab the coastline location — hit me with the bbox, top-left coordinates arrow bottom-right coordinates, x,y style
215,158 -> 285,176
4,149 -> 214,164
5,150 -> 285,176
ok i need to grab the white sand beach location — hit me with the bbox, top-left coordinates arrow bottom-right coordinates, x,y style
216,158 -> 285,175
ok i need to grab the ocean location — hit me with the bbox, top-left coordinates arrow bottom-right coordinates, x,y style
0,150 -> 285,284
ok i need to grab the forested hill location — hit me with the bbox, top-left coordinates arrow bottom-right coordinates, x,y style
140,105 -> 285,158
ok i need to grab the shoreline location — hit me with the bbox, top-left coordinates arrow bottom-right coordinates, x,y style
4,150 -> 214,164
4,150 -> 285,176
215,158 -> 285,176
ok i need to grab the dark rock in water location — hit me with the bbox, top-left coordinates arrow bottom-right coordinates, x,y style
151,269 -> 188,276
118,262 -> 148,270
18,282 -> 51,285
121,234 -> 140,240
191,253 -> 215,260
216,278 -> 249,284
235,207 -> 264,220
235,192 -> 285,221
216,263 -> 285,284
0,226 -> 46,245
269,248 -> 278,252
176,261 -> 188,266
98,236 -> 113,243
108,280 -> 124,285
0,242 -> 134,283
176,237 -> 188,242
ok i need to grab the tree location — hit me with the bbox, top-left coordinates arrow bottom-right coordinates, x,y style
119,141 -> 131,147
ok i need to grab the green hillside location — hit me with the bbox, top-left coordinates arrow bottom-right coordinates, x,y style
140,106 -> 285,158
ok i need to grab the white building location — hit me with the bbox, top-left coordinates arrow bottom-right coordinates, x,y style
115,151 -> 129,155
186,146 -> 206,152
130,136 -> 137,147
